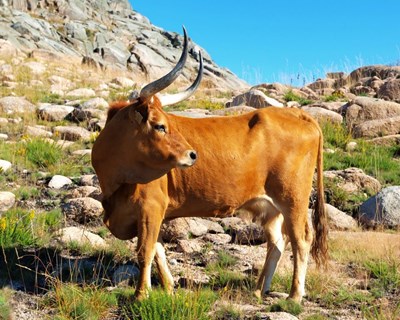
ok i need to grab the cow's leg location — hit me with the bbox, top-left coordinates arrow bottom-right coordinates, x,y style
284,204 -> 313,303
154,235 -> 174,293
254,213 -> 288,298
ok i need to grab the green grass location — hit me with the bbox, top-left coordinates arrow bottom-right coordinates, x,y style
322,122 -> 400,186
0,289 -> 12,320
0,208 -> 62,248
124,288 -> 217,320
205,250 -> 251,289
268,299 -> 303,316
283,90 -> 312,105
364,260 -> 400,298
50,283 -> 117,320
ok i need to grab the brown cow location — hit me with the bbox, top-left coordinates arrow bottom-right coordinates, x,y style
92,28 -> 328,303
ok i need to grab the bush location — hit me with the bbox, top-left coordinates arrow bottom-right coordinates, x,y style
125,289 -> 217,320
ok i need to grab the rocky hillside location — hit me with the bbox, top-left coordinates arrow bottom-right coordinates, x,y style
0,0 -> 248,91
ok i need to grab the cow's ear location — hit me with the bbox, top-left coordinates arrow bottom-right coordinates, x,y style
130,103 -> 149,124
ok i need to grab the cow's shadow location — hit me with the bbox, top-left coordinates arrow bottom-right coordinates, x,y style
0,247 -> 133,294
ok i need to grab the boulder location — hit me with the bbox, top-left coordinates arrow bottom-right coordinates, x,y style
325,204 -> 358,231
66,88 -> 96,98
62,197 -> 103,224
324,168 -> 381,194
48,175 -> 73,189
377,78 -> 400,103
301,106 -> 343,124
359,186 -> 400,228
0,159 -> 12,172
231,89 -> 283,108
112,264 -> 140,286
80,174 -> 99,187
55,226 -> 107,249
0,96 -> 36,114
37,104 -> 74,121
53,126 -> 91,141
82,97 -> 109,110
353,116 -> 400,138
70,186 -> 102,201
25,125 -> 53,138
343,97 -> 400,130
176,238 -> 205,254
161,217 -> 211,242
0,191 -> 15,212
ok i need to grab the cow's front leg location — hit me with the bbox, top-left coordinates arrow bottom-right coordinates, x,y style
134,213 -> 163,300
154,235 -> 174,293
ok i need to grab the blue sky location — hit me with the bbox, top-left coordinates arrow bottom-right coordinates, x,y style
130,1 -> 400,86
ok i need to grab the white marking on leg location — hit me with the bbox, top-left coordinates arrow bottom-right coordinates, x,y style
155,241 -> 174,287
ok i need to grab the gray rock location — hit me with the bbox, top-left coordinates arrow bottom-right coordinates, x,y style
25,125 -> 53,138
221,217 -> 265,244
203,233 -> 232,245
112,264 -> 140,286
0,191 -> 15,212
48,175 -> 73,189
0,133 -> 8,140
66,88 -> 96,98
80,174 -> 99,187
161,217 -> 209,242
111,77 -> 135,88
359,186 -> 400,228
377,78 -> 400,103
0,96 -> 36,114
324,168 -> 381,194
62,197 -> 103,224
0,159 -> 12,172
325,204 -> 358,231
231,89 -> 283,109
55,226 -> 107,248
176,238 -> 205,254
353,115 -> 400,138
82,97 -> 109,110
37,104 -> 74,121
70,186 -> 102,201
53,126 -> 91,141
256,312 -> 298,320
301,106 -> 343,124
343,97 -> 400,131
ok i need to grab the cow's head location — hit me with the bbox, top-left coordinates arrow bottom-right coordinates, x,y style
91,27 -> 203,200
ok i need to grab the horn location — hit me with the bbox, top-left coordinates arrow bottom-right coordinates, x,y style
159,50 -> 203,107
139,26 -> 189,100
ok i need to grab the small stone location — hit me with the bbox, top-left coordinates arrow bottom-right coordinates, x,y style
48,175 -> 73,189
0,191 -> 15,212
0,160 -> 12,172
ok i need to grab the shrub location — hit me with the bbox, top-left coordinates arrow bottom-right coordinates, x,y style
124,288 -> 217,320
51,283 -> 117,320
283,90 -> 312,105
23,138 -> 63,169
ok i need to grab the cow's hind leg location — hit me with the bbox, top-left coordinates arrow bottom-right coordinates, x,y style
154,235 -> 174,293
255,212 -> 288,298
284,204 -> 313,302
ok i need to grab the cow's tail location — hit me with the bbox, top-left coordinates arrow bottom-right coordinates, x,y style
310,123 -> 329,269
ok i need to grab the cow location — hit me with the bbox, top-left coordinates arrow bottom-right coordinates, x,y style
91,27 -> 328,303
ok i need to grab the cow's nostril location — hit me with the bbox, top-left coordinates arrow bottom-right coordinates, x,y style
189,151 -> 197,161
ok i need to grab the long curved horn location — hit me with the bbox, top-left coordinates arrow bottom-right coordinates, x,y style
139,26 -> 189,100
159,50 -> 203,107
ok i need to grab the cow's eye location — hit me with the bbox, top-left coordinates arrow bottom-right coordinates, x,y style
154,124 -> 166,133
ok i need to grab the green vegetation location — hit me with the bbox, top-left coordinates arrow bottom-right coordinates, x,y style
283,90 -> 312,105
50,283 -> 117,320
0,289 -> 12,320
205,250 -> 251,289
364,260 -> 400,298
268,299 -> 303,316
124,288 -> 217,320
164,99 -> 224,112
321,122 -> 400,186
0,208 -> 62,248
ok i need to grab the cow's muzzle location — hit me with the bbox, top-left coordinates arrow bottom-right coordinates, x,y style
177,149 -> 197,168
